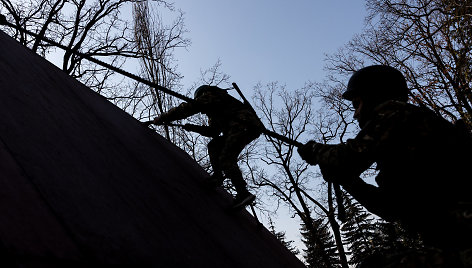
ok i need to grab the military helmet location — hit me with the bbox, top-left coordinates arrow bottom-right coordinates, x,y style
342,65 -> 409,102
194,85 -> 227,99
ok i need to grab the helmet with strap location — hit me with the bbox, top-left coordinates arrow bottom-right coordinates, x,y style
343,65 -> 409,103
194,85 -> 228,99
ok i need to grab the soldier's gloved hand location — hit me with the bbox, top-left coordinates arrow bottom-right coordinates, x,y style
142,120 -> 154,127
318,163 -> 341,184
182,123 -> 199,132
153,114 -> 168,125
319,164 -> 356,186
297,140 -> 321,165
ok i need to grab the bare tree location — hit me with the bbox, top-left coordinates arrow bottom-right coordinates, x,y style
245,82 -> 349,268
131,0 -> 189,141
325,0 -> 472,128
0,0 -> 147,94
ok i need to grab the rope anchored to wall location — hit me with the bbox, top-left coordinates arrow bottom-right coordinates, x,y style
0,14 -> 192,103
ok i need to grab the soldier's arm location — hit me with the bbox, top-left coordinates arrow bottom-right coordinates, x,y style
316,103 -> 406,221
313,142 -> 397,220
154,102 -> 200,124
341,177 -> 396,221
182,124 -> 220,137
314,141 -> 373,179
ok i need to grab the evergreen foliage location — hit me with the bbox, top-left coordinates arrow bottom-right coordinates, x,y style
341,195 -> 378,266
268,222 -> 300,256
371,221 -> 424,253
301,218 -> 341,268
341,195 -> 425,266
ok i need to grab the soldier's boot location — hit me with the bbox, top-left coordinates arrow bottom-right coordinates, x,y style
203,173 -> 224,189
232,190 -> 256,210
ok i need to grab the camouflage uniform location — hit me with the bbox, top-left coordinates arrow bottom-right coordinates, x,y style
156,87 -> 263,196
301,100 -> 472,267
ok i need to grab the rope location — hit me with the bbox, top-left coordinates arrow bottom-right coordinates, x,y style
0,15 -> 193,103
231,83 -> 303,147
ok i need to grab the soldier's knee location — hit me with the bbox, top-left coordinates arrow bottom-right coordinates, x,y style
219,157 -> 240,173
208,138 -> 224,153
220,158 -> 235,169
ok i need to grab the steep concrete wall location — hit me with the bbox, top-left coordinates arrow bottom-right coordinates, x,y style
0,30 -> 305,267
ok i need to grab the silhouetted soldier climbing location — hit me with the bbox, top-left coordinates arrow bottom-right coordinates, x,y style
152,85 -> 264,209
297,65 -> 472,267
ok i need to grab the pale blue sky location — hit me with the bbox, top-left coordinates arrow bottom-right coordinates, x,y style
168,1 -> 368,255
172,1 -> 367,91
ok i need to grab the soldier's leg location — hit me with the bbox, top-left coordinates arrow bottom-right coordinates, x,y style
219,129 -> 260,194
207,137 -> 225,184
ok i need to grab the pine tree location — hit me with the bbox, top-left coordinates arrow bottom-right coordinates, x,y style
268,221 -> 300,256
341,195 -> 378,266
372,221 -> 424,253
301,218 -> 341,268
341,195 -> 424,266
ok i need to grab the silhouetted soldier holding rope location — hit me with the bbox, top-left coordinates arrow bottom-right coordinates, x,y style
297,65 -> 472,267
152,85 -> 264,210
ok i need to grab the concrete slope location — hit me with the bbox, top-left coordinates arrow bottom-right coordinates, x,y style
0,30 -> 305,267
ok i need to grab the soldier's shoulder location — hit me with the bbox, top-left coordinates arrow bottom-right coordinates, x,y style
372,100 -> 456,136
373,100 -> 432,119
362,101 -> 431,135
374,100 -> 416,112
